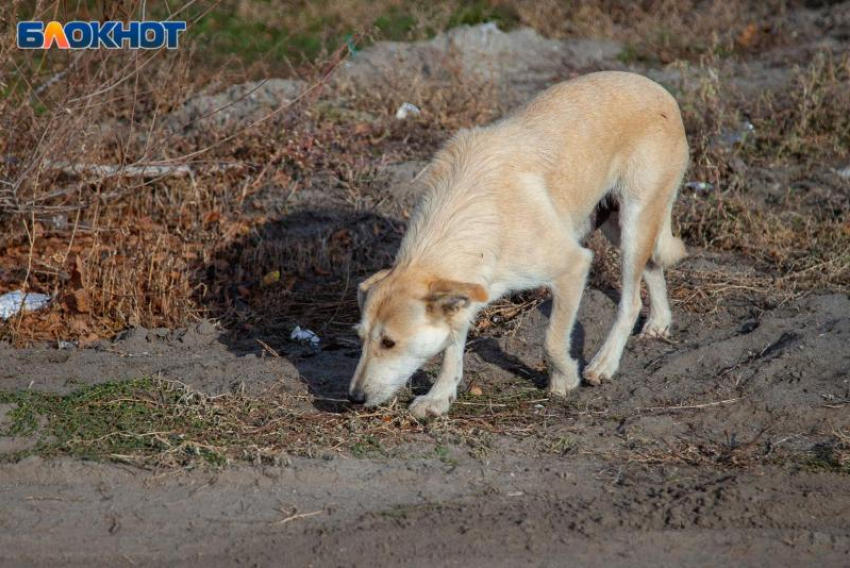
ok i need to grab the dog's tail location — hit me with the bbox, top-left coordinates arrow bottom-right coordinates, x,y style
651,202 -> 687,268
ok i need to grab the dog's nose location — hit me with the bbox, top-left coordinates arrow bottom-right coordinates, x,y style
348,390 -> 366,404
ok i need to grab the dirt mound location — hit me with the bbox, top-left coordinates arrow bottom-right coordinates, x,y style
0,319 -> 294,396
164,78 -> 307,134
337,23 -> 621,97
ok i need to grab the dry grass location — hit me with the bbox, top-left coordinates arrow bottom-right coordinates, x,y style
673,50 -> 850,310
1,0 -> 847,348
513,0 -> 795,61
2,0 -> 848,474
5,374 -> 836,471
0,1 -> 509,344
0,376 -> 570,467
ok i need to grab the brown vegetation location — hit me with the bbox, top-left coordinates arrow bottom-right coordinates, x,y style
1,0 -> 847,350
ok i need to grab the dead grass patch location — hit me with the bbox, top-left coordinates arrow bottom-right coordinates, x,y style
1,1 -> 847,348
0,377 -> 569,467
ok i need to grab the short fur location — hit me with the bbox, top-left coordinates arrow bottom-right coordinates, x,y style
350,71 -> 688,417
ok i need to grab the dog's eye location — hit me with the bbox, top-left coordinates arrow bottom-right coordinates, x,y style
381,337 -> 396,349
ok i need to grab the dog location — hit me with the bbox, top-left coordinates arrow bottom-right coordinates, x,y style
349,71 -> 688,418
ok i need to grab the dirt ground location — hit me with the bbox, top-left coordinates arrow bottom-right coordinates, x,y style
1,288 -> 850,566
2,2 -> 850,566
2,287 -> 849,566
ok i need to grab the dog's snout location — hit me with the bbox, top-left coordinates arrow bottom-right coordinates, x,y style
348,389 -> 367,404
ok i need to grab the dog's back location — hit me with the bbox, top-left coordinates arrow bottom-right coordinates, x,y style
399,71 -> 687,282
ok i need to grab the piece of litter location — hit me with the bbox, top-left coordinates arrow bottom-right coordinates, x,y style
0,291 -> 51,320
290,325 -> 320,347
685,181 -> 714,192
395,102 -> 421,120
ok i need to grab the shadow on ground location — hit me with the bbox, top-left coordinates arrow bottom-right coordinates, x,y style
199,206 -> 590,409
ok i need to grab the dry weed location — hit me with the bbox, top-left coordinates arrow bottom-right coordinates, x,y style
1,1 -> 847,346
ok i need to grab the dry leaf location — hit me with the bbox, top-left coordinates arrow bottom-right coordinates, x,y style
69,316 -> 90,334
70,255 -> 86,289
78,332 -> 100,348
203,211 -> 221,226
62,289 -> 92,314
737,23 -> 759,48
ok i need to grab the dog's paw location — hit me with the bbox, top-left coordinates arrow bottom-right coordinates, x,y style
583,358 -> 617,386
639,318 -> 671,340
409,395 -> 452,419
548,369 -> 580,397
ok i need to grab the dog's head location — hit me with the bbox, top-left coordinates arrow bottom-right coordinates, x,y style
348,268 -> 487,406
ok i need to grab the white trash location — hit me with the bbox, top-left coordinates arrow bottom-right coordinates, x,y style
0,290 -> 51,320
395,102 -> 421,120
290,325 -> 320,347
685,181 -> 715,193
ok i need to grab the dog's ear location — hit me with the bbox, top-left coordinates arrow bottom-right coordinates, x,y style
425,279 -> 488,317
357,269 -> 391,311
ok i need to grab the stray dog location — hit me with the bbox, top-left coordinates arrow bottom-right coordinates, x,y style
349,71 -> 688,418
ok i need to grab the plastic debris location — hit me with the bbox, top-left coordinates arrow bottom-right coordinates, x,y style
290,325 -> 320,347
685,181 -> 715,193
395,102 -> 421,120
0,291 -> 51,320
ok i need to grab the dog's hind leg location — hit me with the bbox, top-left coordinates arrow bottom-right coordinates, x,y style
409,324 -> 469,419
585,151 -> 687,384
640,261 -> 672,338
587,147 -> 687,378
598,200 -> 683,340
584,198 -> 655,384
640,194 -> 686,338
546,244 -> 593,396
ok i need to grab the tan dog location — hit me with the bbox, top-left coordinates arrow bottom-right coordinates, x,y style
349,71 -> 688,418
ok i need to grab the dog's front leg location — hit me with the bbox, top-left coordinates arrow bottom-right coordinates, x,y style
409,324 -> 469,419
546,246 -> 593,396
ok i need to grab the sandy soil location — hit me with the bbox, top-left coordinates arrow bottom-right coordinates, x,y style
2,452 -> 849,567
2,5 -> 850,566
2,281 -> 848,566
